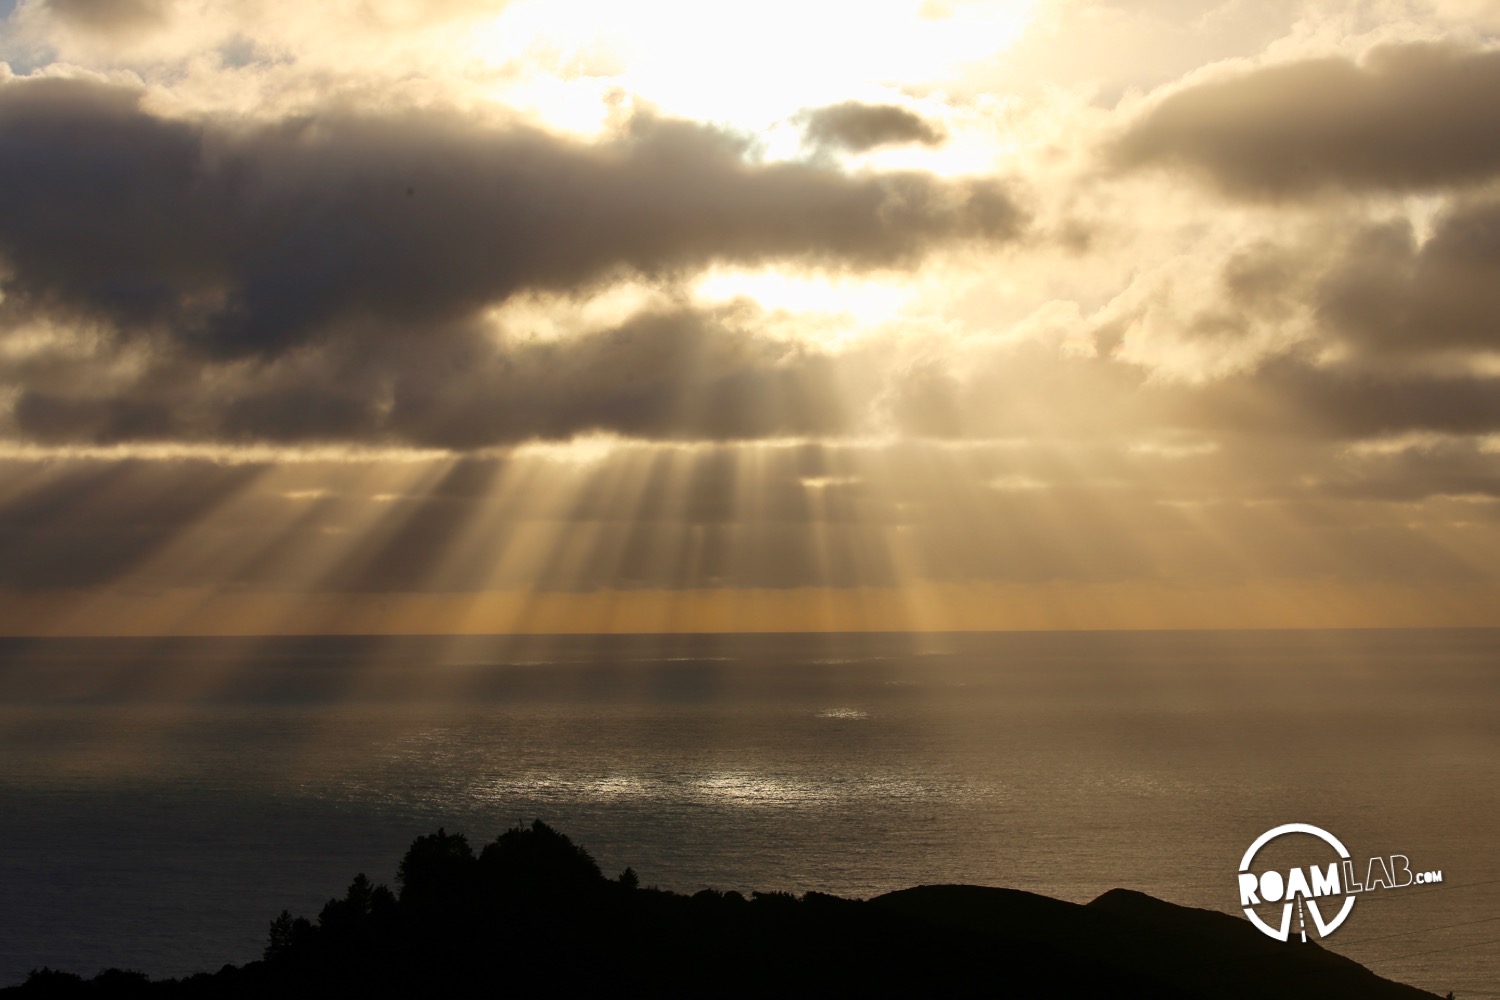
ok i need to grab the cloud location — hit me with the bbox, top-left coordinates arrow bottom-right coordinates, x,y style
10,0 -> 508,63
798,101 -> 945,153
1111,43 -> 1500,197
1316,437 -> 1500,502
385,307 -> 854,447
0,75 -> 1024,363
1317,198 -> 1500,357
1176,358 -> 1500,442
38,0 -> 172,35
3,304 -> 860,447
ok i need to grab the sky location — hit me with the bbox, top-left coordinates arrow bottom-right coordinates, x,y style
3,0 -> 1500,634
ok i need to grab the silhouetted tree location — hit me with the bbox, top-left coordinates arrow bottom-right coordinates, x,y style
317,872 -> 391,939
264,910 -> 297,962
90,969 -> 149,994
263,908 -> 317,964
20,967 -> 85,993
477,819 -> 603,899
369,882 -> 398,924
395,827 -> 475,912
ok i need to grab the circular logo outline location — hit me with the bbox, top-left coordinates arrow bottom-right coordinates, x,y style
1239,822 -> 1356,941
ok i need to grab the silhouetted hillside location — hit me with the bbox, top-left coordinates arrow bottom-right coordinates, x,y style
873,885 -> 1439,1000
2,821 -> 1446,999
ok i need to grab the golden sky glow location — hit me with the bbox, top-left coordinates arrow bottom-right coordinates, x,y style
3,1 -> 1500,633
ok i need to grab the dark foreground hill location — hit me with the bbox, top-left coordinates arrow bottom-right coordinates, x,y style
3,821 -> 1443,999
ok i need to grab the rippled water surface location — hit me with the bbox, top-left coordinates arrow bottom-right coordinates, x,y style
1,630 -> 1496,995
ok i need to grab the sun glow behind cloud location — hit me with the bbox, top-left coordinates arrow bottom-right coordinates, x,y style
468,0 -> 1039,132
692,267 -> 917,337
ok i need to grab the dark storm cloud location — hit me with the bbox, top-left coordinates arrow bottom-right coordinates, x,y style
1181,197 -> 1500,359
798,101 -> 945,153
1287,367 -> 1500,439
13,391 -> 181,443
1112,43 -> 1500,197
1169,357 -> 1500,441
0,75 -> 1022,363
5,306 -> 855,447
1314,439 -> 1500,502
386,307 -> 853,447
896,331 -> 1500,454
1317,200 -> 1500,355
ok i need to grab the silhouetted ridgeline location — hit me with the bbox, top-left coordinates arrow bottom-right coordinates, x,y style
3,821 -> 1445,999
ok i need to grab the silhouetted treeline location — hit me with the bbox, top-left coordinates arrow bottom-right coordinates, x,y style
3,820 -> 1447,999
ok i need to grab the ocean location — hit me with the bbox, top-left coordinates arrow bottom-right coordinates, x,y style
0,629 -> 1495,995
